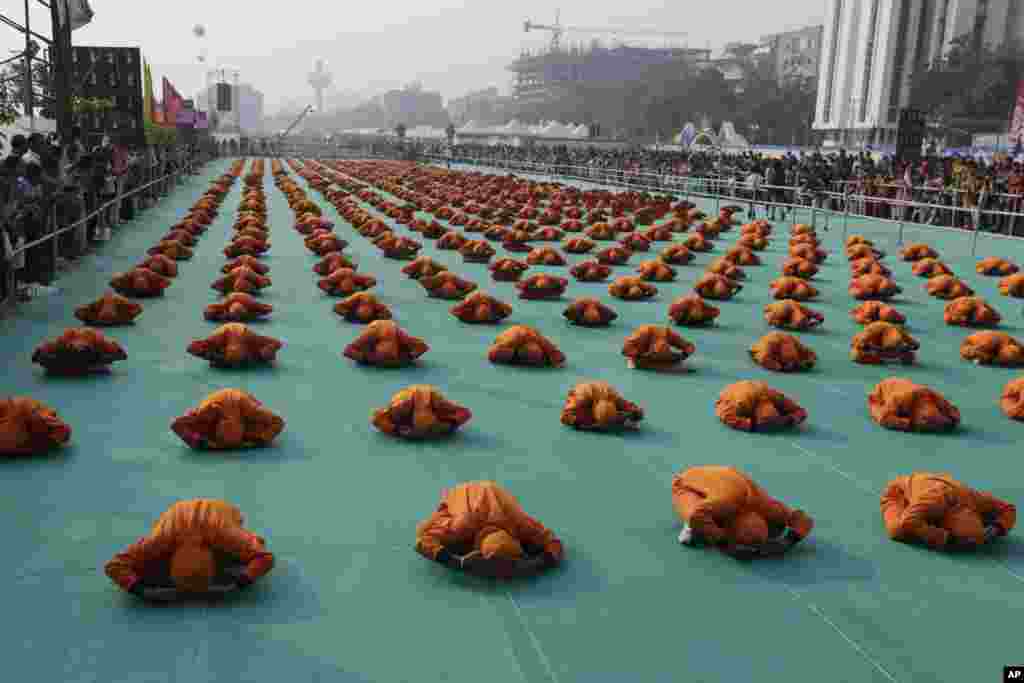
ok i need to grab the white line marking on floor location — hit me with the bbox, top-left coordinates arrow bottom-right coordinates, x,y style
792,442 -> 878,495
792,443 -> 1024,586
1000,562 -> 1024,584
506,591 -> 562,683
785,586 -> 899,683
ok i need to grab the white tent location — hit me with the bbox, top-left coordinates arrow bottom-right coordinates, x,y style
539,121 -> 574,138
719,122 -> 750,149
0,116 -> 57,141
406,125 -> 445,139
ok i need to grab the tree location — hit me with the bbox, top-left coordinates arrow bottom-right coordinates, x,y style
909,33 -> 1024,135
1,57 -> 54,119
0,78 -> 19,126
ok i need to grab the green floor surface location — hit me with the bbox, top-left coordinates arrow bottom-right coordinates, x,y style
0,159 -> 1021,682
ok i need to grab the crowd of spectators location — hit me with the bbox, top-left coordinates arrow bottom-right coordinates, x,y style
0,128 -> 202,306
421,143 -> 1024,235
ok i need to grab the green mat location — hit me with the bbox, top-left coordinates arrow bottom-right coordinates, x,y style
0,159 -> 1021,682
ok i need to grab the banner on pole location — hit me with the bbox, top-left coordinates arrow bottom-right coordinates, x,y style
56,0 -> 95,31
1008,78 -> 1024,146
143,60 -> 154,124
162,77 -> 185,128
680,122 -> 697,148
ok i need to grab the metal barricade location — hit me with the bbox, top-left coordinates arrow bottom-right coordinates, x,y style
2,161 -> 204,310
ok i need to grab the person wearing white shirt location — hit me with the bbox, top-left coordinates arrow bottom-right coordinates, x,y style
746,166 -> 764,218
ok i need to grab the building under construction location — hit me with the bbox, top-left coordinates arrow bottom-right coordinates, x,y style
508,43 -> 712,101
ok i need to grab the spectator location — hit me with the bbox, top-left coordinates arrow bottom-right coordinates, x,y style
745,164 -> 763,219
0,174 -> 26,302
65,125 -> 85,168
5,135 -> 28,177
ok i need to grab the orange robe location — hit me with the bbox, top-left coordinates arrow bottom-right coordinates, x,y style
415,481 -> 563,562
881,473 -> 1016,549
672,466 -> 813,545
104,499 -> 274,592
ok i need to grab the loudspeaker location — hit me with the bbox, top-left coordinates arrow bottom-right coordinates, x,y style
217,83 -> 232,112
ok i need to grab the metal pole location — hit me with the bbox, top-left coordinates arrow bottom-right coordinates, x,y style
49,203 -> 58,277
24,0 -> 34,132
842,189 -> 850,242
971,205 -> 982,257
49,0 -> 73,141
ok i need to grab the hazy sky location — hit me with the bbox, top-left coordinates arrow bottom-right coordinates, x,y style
7,0 -> 824,112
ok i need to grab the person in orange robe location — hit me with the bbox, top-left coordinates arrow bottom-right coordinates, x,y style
881,473 -> 1016,550
672,466 -> 814,559
104,499 -> 274,601
415,481 -> 563,578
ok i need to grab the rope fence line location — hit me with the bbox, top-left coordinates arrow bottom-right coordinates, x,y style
1,155 -> 213,308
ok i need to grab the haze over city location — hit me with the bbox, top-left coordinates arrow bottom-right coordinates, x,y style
7,0 -> 824,112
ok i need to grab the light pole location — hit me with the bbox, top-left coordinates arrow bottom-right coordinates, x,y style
192,24 -> 206,115
49,0 -> 74,141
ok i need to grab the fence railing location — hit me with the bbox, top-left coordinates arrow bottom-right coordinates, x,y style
419,155 -> 1024,244
1,154 -> 209,308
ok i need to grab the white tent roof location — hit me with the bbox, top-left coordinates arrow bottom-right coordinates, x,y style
0,117 -> 57,141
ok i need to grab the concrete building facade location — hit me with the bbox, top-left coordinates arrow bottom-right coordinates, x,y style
761,25 -> 824,84
446,87 -> 514,126
813,0 -> 1024,148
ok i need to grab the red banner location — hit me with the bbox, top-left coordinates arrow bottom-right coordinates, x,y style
162,77 -> 184,128
1009,78 -> 1024,145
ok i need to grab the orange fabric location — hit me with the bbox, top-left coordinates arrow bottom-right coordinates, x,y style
171,389 -> 284,450
0,397 -> 72,456
880,473 -> 1016,549
105,499 -> 274,592
415,481 -> 561,562
169,541 -> 216,592
672,466 -> 811,545
479,529 -> 525,560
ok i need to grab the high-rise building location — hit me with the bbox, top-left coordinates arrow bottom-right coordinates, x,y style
813,0 -> 1024,147
508,43 -> 712,102
760,25 -> 824,84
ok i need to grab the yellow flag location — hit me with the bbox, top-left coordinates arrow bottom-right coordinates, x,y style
143,59 -> 154,123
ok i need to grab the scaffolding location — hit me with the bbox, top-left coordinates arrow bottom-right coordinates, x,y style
0,1 -> 76,138
507,42 -> 712,101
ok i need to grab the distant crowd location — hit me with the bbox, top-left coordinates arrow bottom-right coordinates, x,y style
1,128 -> 203,304
420,143 -> 1024,234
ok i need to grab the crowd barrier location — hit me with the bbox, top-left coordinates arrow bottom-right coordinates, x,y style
418,155 -> 1024,252
0,154 -> 210,309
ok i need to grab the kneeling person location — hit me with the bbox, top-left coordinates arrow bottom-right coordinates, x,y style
672,466 -> 814,559
416,481 -> 563,579
881,472 -> 1015,550
105,499 -> 274,601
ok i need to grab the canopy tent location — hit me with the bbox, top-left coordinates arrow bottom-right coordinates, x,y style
0,117 -> 57,141
691,130 -> 720,148
719,121 -> 751,149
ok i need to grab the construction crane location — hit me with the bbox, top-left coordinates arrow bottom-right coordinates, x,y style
523,12 -> 689,52
277,104 -> 315,141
